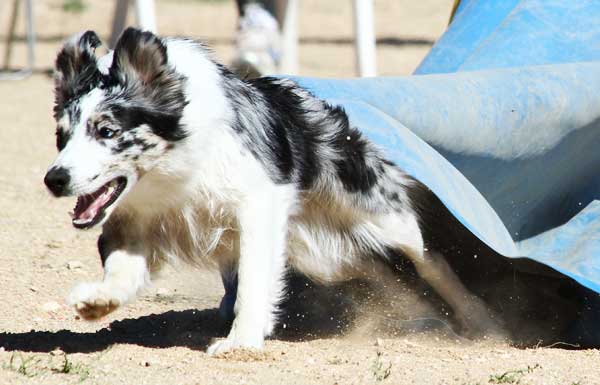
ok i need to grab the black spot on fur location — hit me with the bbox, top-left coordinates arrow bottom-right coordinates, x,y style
250,77 -> 322,188
221,71 -> 321,189
327,109 -> 378,193
97,234 -> 109,266
69,104 -> 82,125
109,104 -> 186,142
133,137 -> 157,151
55,128 -> 71,151
113,136 -> 157,154
114,138 -> 134,153
220,70 -> 378,192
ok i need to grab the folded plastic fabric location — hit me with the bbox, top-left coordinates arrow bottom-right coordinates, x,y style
290,62 -> 600,345
283,0 -> 600,345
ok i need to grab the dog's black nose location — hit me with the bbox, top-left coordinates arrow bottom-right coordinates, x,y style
44,167 -> 71,197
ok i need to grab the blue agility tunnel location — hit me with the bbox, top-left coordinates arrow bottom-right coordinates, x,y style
291,0 -> 600,346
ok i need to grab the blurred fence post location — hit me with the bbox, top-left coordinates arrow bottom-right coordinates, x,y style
1,0 -> 35,80
134,0 -> 157,33
280,0 -> 376,77
280,0 -> 298,75
352,0 -> 377,77
110,0 -> 157,48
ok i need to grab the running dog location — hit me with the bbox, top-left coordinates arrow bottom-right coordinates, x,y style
44,28 -> 502,354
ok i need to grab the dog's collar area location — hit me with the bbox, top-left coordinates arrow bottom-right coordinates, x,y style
71,176 -> 127,229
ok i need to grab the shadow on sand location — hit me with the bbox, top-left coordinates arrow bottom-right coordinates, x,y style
0,308 -> 226,354
0,277 -> 443,354
1,268 -> 598,353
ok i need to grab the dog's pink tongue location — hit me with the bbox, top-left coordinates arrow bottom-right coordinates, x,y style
75,188 -> 111,222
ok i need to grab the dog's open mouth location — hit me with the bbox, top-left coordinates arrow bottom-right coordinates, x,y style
71,177 -> 127,229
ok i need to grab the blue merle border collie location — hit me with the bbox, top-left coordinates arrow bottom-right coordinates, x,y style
44,28 -> 503,354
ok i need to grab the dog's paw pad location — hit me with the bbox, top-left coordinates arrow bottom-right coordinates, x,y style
68,282 -> 121,320
73,299 -> 119,320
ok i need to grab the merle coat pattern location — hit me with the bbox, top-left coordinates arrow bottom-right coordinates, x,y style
44,28 -> 503,354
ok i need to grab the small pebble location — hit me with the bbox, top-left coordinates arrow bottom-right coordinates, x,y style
66,261 -> 83,270
46,241 -> 61,249
156,287 -> 170,296
50,348 -> 65,356
42,301 -> 61,312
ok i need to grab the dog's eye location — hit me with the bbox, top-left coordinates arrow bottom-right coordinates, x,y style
98,126 -> 116,139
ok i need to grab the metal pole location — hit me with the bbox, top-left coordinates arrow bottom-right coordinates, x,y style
3,0 -> 21,71
24,0 -> 35,71
280,0 -> 298,75
1,0 -> 35,80
109,0 -> 130,48
134,0 -> 157,33
352,0 -> 377,77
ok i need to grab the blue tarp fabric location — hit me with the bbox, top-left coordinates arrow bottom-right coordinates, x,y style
289,0 -> 600,342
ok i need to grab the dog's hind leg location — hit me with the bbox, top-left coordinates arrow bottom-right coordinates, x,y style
379,211 -> 504,338
218,267 -> 238,322
67,249 -> 150,320
408,248 -> 506,338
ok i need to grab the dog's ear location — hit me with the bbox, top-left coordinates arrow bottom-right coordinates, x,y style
109,27 -> 187,134
54,31 -> 102,114
110,27 -> 169,87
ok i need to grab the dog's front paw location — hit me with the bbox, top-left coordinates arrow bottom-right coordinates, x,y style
207,338 -> 237,356
207,337 -> 263,356
207,326 -> 264,356
67,282 -> 122,320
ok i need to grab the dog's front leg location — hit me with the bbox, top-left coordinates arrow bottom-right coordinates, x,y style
207,187 -> 293,355
68,249 -> 150,320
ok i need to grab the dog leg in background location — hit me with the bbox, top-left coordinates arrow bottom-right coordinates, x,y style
218,268 -> 238,322
68,250 -> 150,320
410,249 -> 505,337
208,186 -> 294,355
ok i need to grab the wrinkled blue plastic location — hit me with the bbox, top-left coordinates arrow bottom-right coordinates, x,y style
288,0 -> 600,294
417,0 -> 600,74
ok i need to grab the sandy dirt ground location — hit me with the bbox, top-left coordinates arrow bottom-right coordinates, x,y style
0,1 -> 598,384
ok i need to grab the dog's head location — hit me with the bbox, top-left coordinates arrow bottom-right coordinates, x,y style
44,28 -> 188,229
